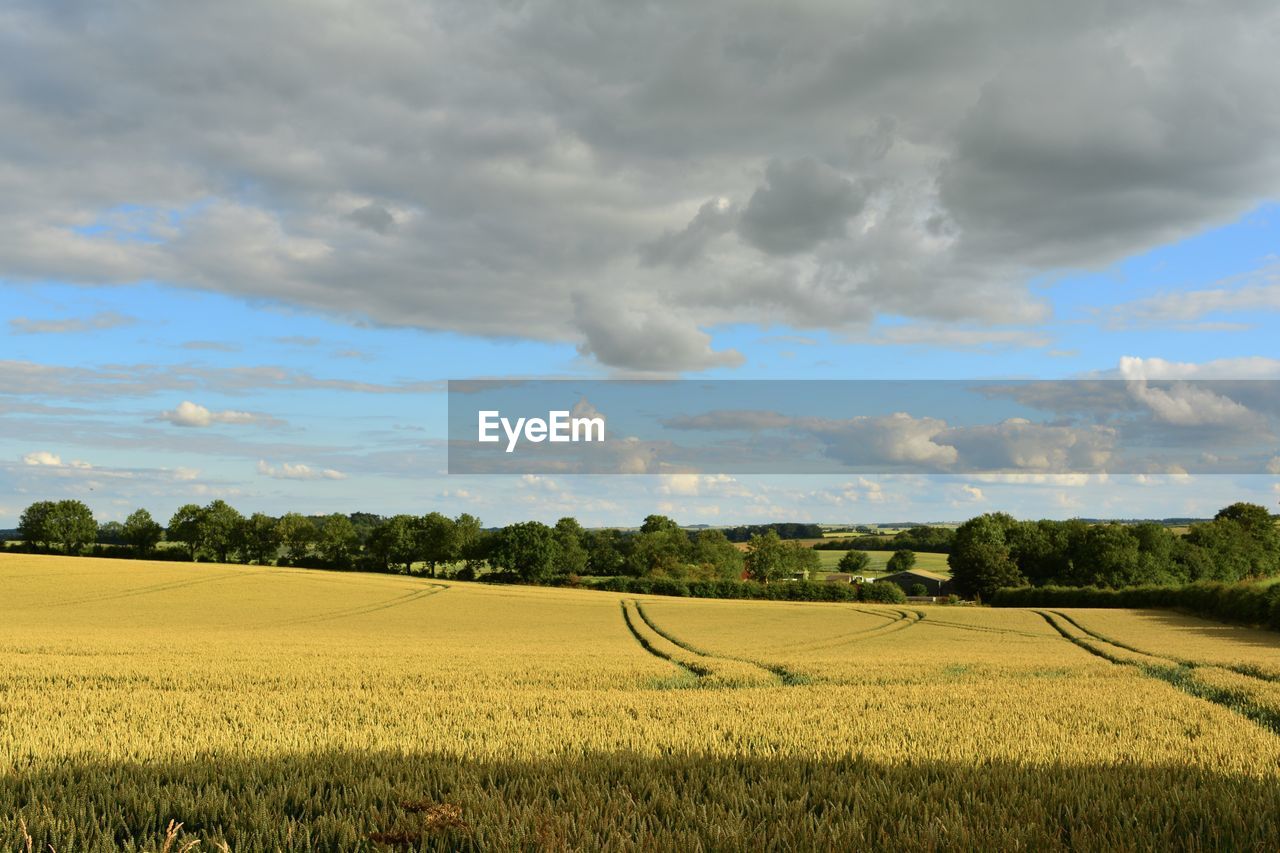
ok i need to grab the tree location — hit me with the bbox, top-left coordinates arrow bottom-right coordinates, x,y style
368,514 -> 420,572
242,512 -> 281,565
744,530 -> 788,583
784,541 -> 821,579
553,517 -> 589,575
948,513 -> 1025,600
630,516 -> 692,577
97,520 -> 125,545
276,513 -> 316,563
492,521 -> 558,583
887,549 -> 916,573
908,583 -> 929,596
201,499 -> 245,563
18,500 -> 56,549
585,528 -> 629,576
453,513 -> 486,572
122,508 -> 163,556
691,529 -> 744,579
837,549 -> 870,574
418,512 -> 457,577
168,504 -> 206,560
44,500 -> 97,555
318,514 -> 358,568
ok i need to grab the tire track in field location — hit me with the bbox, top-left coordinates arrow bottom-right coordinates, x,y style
1035,611 -> 1280,737
36,568 -> 257,609
1050,610 -> 1280,684
800,608 -> 924,653
619,601 -> 711,681
633,603 -> 811,685
768,606 -> 906,652
266,583 -> 448,627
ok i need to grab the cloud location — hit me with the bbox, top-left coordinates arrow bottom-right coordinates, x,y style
940,419 -> 1115,472
1117,356 -> 1280,380
1126,381 -> 1260,429
22,450 -> 92,469
156,400 -> 280,428
573,292 -> 743,372
0,359 -> 442,400
4,2 -> 1275,369
639,197 -> 737,267
256,459 -> 346,480
9,310 -> 136,335
1109,263 -> 1280,326
803,412 -> 958,469
738,158 -> 865,255
859,324 -> 1052,350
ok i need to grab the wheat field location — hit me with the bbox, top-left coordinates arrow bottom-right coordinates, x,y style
2,553 -> 1279,851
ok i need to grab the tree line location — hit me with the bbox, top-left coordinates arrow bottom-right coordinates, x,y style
10,501 -> 823,584
948,502 -> 1280,599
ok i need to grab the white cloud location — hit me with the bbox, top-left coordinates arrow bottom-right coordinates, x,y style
256,459 -> 346,481
157,400 -> 278,428
1118,356 -> 1280,380
22,450 -> 92,469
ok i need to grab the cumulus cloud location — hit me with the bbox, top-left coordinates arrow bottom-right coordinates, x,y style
940,419 -> 1115,472
5,2 -> 1276,370
256,459 -> 346,480
573,292 -> 743,372
738,158 -> 865,255
156,400 -> 279,428
804,413 -> 958,469
22,450 -> 91,469
1118,356 -> 1280,380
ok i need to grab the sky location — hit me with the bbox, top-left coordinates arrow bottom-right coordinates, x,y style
2,0 -> 1279,527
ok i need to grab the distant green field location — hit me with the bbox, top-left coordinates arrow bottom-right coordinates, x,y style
814,549 -> 951,575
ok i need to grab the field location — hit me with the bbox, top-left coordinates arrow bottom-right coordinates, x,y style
2,554 -> 1280,850
812,548 -> 952,574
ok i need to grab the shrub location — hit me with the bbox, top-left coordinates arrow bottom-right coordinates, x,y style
860,582 -> 907,604
991,581 -> 1280,632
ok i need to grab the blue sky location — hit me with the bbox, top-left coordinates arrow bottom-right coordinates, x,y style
2,1 -> 1279,527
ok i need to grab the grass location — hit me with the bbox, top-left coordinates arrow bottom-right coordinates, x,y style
2,553 -> 1280,851
812,548 -> 952,574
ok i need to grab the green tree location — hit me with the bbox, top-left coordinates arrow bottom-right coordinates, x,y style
630,515 -> 691,577
418,512 -> 457,578
318,514 -> 358,567
368,514 -> 420,572
18,500 -> 56,549
908,583 -> 929,596
275,513 -> 316,563
453,513 -> 486,572
783,541 -> 820,579
122,508 -> 163,556
44,500 -> 97,555
744,530 -> 788,583
97,520 -> 125,545
691,529 -> 744,580
167,504 -> 206,560
887,549 -> 916,573
585,528 -> 629,576
948,513 -> 1026,600
837,549 -> 870,574
242,512 -> 281,565
201,499 -> 245,563
553,517 -> 589,576
492,521 -> 558,583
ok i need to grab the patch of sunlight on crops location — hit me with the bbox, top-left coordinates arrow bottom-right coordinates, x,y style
2,554 -> 1279,851
1058,608 -> 1280,674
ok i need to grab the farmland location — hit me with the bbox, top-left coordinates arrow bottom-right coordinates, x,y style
811,548 -> 951,574
2,554 -> 1280,850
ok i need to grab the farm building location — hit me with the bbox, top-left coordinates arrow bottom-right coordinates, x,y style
877,569 -> 953,595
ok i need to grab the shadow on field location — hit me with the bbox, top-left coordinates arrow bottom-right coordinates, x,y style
1114,609 -> 1280,653
3,750 -> 1279,851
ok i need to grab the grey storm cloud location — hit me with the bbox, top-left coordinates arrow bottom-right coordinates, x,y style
738,158 -> 865,255
3,1 -> 1280,370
